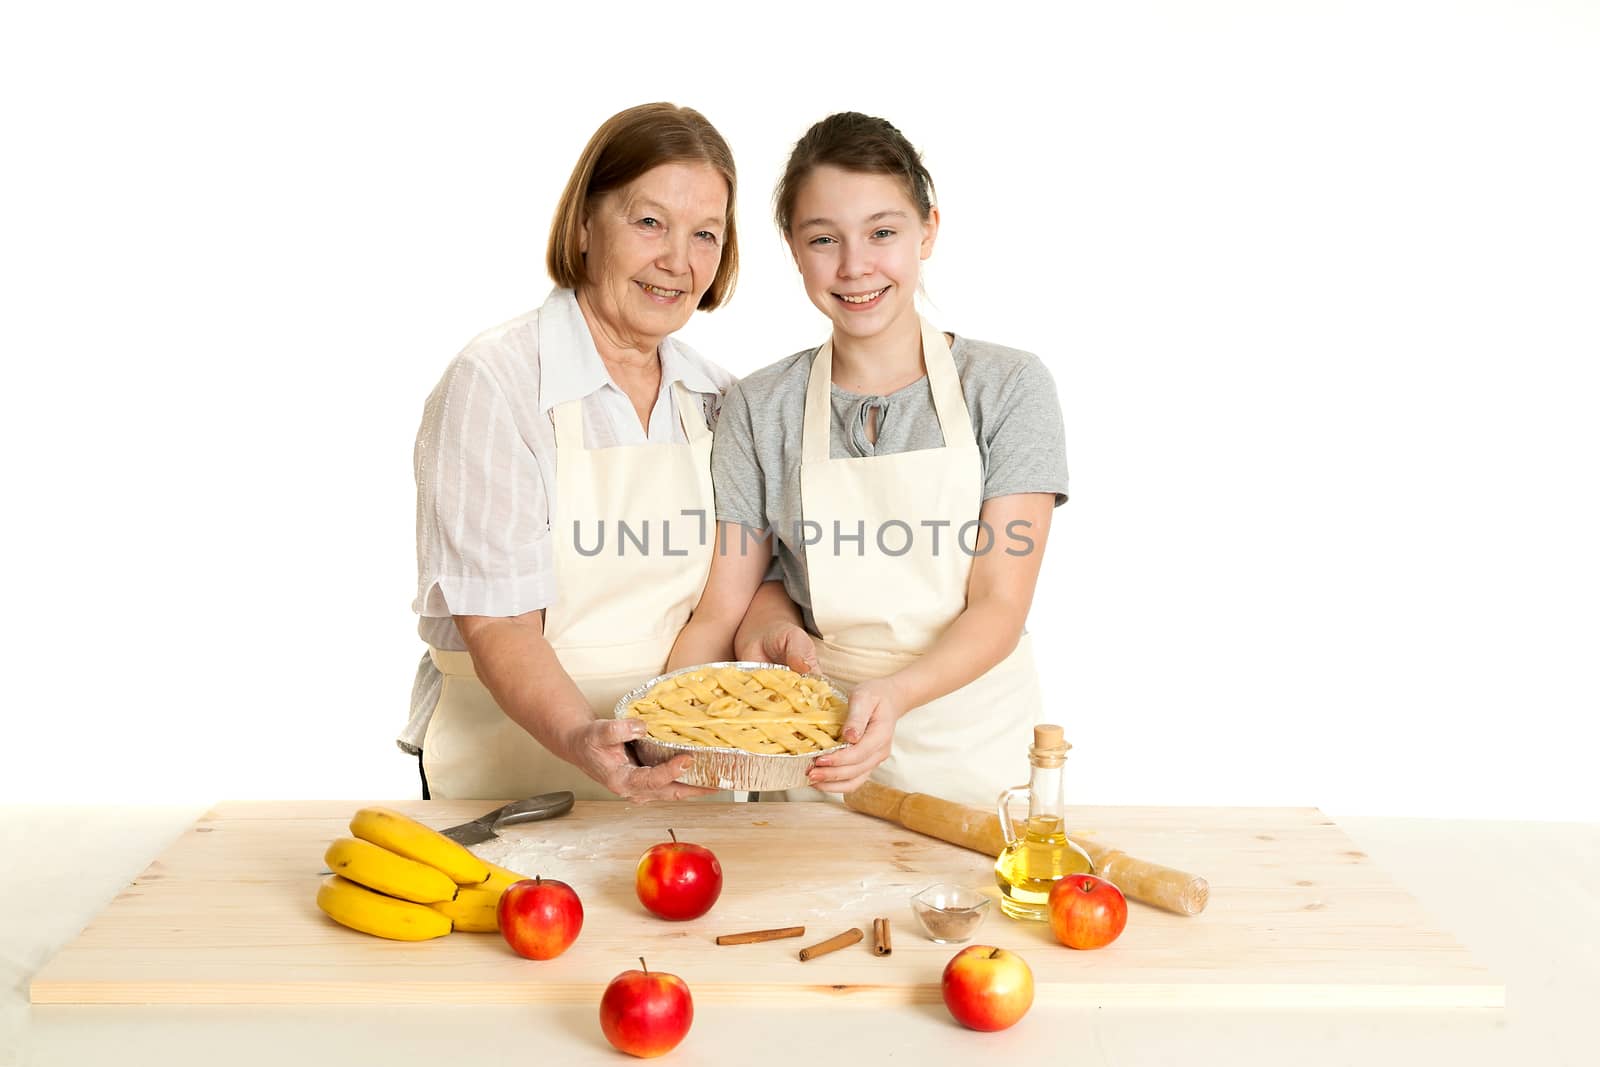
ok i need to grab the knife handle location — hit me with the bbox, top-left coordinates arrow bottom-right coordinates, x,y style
491,791 -> 575,828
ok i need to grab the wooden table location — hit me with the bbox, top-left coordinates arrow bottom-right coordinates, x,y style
29,800 -> 1498,1008
9,803 -> 1594,1066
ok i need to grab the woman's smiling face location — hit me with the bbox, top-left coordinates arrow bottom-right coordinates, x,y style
579,161 -> 729,349
787,165 -> 938,345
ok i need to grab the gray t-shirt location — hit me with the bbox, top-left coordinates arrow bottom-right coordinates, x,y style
711,335 -> 1069,633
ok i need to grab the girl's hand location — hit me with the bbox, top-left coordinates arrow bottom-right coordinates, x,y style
739,620 -> 819,674
806,676 -> 907,793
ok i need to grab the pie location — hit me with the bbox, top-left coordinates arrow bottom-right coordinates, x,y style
624,665 -> 849,755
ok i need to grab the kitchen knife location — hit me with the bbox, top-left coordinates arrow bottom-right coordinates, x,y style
318,792 -> 576,873
439,791 -> 575,846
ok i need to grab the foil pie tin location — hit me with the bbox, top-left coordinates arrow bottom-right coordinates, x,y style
614,661 -> 849,792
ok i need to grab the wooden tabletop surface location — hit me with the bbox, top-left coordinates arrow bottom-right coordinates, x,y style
5,803 -> 1594,1066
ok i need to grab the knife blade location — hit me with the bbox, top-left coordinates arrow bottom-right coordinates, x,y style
438,791 -> 576,846
318,792 -> 577,873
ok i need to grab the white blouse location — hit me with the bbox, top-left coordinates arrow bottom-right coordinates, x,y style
403,288 -> 734,753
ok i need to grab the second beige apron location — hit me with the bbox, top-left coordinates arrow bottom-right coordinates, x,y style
795,318 -> 1043,809
421,381 -> 715,800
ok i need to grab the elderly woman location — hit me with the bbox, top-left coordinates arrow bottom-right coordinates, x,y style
400,103 -> 743,801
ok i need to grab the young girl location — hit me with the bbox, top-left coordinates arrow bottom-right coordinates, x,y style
670,113 -> 1068,808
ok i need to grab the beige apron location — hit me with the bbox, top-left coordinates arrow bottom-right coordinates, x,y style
421,381 -> 715,800
795,318 -> 1042,809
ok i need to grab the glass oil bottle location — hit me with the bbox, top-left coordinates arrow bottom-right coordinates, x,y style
994,724 -> 1093,921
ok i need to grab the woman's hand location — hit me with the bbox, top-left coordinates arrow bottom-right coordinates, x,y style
564,718 -> 718,802
805,676 -> 908,793
456,613 -> 714,801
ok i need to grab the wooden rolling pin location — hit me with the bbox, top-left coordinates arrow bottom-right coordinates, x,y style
843,781 -> 1209,917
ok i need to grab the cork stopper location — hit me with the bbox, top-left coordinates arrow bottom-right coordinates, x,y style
1029,724 -> 1071,767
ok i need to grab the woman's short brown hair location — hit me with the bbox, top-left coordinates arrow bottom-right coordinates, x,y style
774,112 -> 936,235
546,103 -> 739,311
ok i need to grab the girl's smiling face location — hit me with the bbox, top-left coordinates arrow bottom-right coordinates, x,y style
787,165 -> 938,345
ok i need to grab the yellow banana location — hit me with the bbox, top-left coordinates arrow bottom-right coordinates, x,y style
481,859 -> 534,894
315,875 -> 453,941
348,807 -> 489,885
323,837 -> 458,904
430,886 -> 501,932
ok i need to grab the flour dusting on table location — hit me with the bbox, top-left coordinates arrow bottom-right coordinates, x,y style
471,828 -> 610,884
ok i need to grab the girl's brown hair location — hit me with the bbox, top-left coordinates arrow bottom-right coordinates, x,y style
774,112 -> 936,234
546,102 -> 739,311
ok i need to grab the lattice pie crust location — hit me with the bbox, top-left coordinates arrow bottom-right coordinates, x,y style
624,666 -> 848,754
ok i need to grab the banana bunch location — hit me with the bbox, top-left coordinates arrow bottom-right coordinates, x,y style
313,806 -> 530,941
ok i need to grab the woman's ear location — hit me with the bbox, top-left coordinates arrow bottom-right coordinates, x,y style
919,206 -> 941,261
579,193 -> 601,256
784,235 -> 801,272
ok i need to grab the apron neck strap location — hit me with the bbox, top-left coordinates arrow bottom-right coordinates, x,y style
674,381 -> 711,445
551,396 -> 584,449
801,315 -> 973,463
920,318 -> 976,450
551,379 -> 710,449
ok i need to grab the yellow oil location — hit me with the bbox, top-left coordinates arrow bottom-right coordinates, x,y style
994,815 -> 1094,921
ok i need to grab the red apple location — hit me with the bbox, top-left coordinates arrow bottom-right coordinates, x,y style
1047,873 -> 1128,950
635,829 -> 722,921
497,876 -> 583,960
599,957 -> 693,1058
941,945 -> 1034,1031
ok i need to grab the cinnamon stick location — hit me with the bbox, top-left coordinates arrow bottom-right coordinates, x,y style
872,917 -> 892,956
798,927 -> 863,962
715,926 -> 805,946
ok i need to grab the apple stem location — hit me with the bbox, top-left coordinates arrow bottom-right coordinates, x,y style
639,957 -> 648,974
988,948 -> 1001,960
668,829 -> 677,844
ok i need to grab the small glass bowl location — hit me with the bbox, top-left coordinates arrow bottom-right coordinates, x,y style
910,883 -> 992,944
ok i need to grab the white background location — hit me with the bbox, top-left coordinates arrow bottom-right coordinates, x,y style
2,2 -> 1595,819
